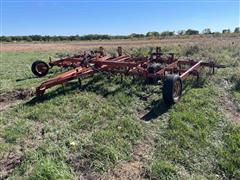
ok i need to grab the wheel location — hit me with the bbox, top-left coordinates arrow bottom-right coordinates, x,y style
162,74 -> 182,105
31,60 -> 49,77
147,63 -> 161,83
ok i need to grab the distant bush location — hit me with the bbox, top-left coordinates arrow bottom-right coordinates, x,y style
1,36 -> 12,42
0,27 -> 237,42
202,28 -> 211,34
234,27 -> 240,33
222,29 -> 231,34
80,34 -> 111,40
185,29 -> 199,35
23,36 -> 32,42
30,35 -> 42,41
129,33 -> 145,38
160,31 -> 174,37
146,31 -> 160,37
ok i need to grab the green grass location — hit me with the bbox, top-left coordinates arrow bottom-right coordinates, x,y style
0,51 -> 75,92
150,84 -> 222,179
0,73 -> 148,178
26,158 -> 75,180
0,43 -> 240,179
218,124 -> 240,179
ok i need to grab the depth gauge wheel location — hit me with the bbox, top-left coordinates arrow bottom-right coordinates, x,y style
31,60 -> 49,77
162,74 -> 182,106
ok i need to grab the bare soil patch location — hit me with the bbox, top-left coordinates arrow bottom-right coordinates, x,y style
0,88 -> 35,112
100,137 -> 155,180
221,92 -> 240,123
218,80 -> 240,123
0,151 -> 23,179
71,136 -> 155,180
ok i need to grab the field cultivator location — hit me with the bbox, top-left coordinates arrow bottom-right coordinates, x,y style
32,47 -> 225,105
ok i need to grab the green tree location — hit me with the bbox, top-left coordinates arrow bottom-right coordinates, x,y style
185,29 -> 199,35
161,31 -> 174,37
52,36 -> 60,41
1,36 -> 12,42
222,29 -> 231,34
129,33 -> 145,38
146,31 -> 160,37
234,27 -> 240,33
202,28 -> 211,34
30,35 -> 42,41
23,36 -> 32,42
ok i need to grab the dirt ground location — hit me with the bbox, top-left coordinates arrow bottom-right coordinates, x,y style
1,36 -> 239,52
0,88 -> 35,112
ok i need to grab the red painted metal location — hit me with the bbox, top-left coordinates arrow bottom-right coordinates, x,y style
34,47 -> 225,97
48,55 -> 85,68
180,61 -> 202,80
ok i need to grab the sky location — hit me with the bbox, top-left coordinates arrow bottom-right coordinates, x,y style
1,0 -> 240,36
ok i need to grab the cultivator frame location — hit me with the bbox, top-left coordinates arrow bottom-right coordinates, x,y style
32,47 -> 225,105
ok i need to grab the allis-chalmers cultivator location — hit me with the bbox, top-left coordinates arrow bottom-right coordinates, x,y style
31,47 -> 225,105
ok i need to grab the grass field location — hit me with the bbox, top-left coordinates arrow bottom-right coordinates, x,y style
0,37 -> 240,179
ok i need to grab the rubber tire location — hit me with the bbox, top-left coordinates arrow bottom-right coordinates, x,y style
31,60 -> 49,77
147,63 -> 160,84
162,74 -> 182,106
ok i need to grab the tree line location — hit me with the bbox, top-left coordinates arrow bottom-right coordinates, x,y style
1,27 -> 239,42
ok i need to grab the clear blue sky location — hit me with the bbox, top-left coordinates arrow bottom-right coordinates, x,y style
1,0 -> 240,36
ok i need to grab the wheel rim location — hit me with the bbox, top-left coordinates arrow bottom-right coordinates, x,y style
36,63 -> 48,75
173,80 -> 181,101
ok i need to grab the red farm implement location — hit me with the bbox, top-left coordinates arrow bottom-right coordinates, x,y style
31,47 -> 225,105
31,47 -> 106,77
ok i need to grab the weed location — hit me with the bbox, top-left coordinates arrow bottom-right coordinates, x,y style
28,158 -> 75,180
151,161 -> 179,180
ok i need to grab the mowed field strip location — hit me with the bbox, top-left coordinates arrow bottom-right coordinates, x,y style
2,36 -> 239,52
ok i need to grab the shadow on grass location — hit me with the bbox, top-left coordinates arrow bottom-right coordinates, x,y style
192,78 -> 206,88
141,99 -> 169,121
16,76 -> 38,82
81,78 -> 123,97
25,74 -> 130,106
25,82 -> 80,106
140,77 -> 206,121
25,74 -> 172,120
